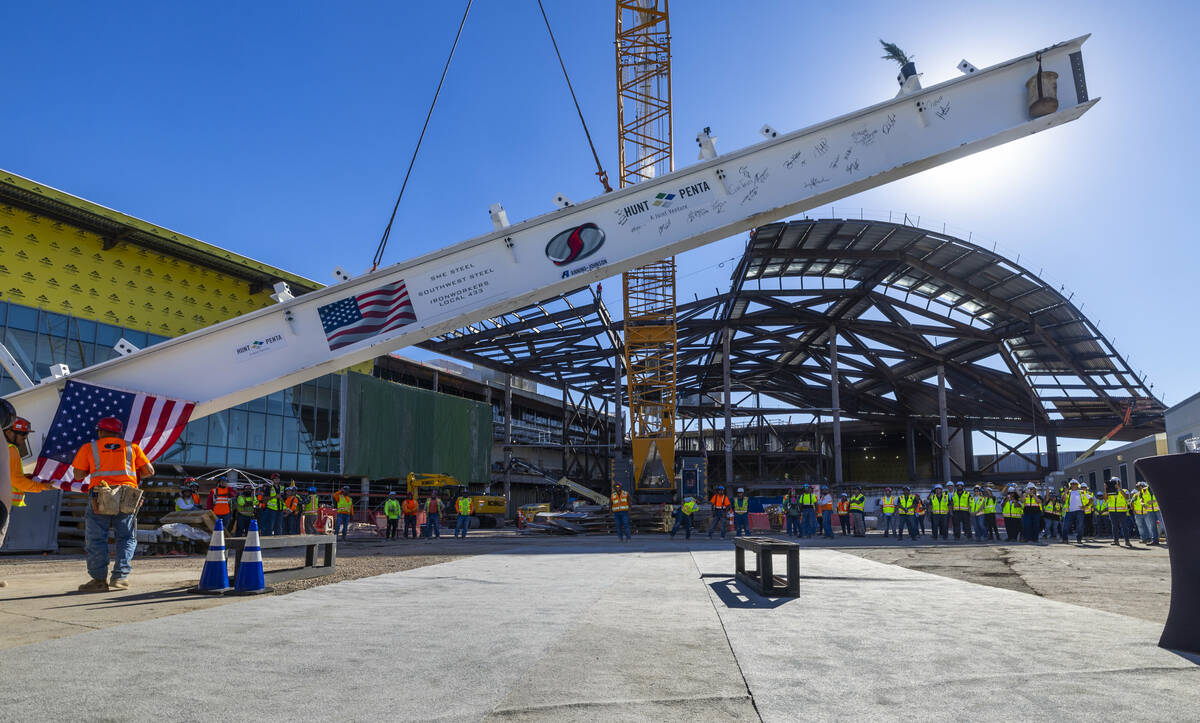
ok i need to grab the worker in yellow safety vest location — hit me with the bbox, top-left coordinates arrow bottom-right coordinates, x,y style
259,476 -> 283,536
2,412 -> 53,587
1020,483 -> 1043,543
879,487 -> 897,537
383,490 -> 402,540
950,482 -> 973,541
454,493 -> 473,539
1105,478 -> 1132,547
1001,489 -> 1023,541
928,485 -> 950,541
334,485 -> 354,540
670,497 -> 697,539
1132,481 -> 1161,545
896,487 -> 919,541
980,489 -> 998,541
848,487 -> 866,537
611,481 -> 632,542
732,487 -> 750,537
71,416 -> 154,592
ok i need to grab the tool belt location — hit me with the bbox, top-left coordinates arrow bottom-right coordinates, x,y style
90,484 -> 143,515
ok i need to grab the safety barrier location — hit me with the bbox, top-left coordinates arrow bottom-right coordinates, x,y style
226,533 -> 336,585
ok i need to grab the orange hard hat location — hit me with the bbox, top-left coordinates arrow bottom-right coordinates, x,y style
10,417 -> 33,434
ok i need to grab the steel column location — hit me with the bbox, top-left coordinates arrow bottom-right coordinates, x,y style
723,328 -> 733,487
829,328 -> 842,487
504,374 -> 513,519
938,363 -> 950,484
906,419 -> 918,481
1046,426 -> 1060,473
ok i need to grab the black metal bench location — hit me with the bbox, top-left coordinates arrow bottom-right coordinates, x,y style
734,536 -> 799,597
226,534 -> 337,584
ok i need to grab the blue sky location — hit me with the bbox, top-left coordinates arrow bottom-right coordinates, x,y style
4,1 -> 1196,445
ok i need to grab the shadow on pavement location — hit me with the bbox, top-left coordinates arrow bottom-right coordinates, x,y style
707,578 -> 796,610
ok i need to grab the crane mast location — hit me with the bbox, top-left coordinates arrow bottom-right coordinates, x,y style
616,0 -> 678,497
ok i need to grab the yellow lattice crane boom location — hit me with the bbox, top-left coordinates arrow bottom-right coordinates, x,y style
616,0 -> 677,495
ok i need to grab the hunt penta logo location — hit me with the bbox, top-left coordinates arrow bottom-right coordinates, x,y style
544,223 -> 605,266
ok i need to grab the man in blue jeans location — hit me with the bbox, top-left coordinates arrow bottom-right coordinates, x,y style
1061,479 -> 1086,544
71,416 -> 155,591
425,491 -> 443,539
732,487 -> 750,536
798,484 -> 817,538
454,493 -> 472,538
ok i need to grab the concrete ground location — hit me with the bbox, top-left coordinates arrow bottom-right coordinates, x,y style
0,534 -> 1193,722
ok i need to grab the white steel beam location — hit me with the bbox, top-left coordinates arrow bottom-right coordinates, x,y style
5,36 -> 1097,465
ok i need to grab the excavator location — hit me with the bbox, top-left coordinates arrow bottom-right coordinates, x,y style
4,37 -> 1098,545
404,472 -> 506,528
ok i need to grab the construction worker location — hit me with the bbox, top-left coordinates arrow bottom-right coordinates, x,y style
894,487 -> 917,540
928,484 -> 950,541
781,488 -> 801,537
709,485 -> 732,539
878,487 -> 896,537
611,481 -> 631,542
1061,479 -> 1086,544
71,416 -> 154,592
1002,489 -> 1023,541
1133,481 -> 1161,545
402,492 -> 419,538
425,490 -> 442,539
3,412 -> 53,584
915,495 -> 927,536
174,479 -> 200,511
235,486 -> 257,536
260,475 -> 284,536
283,483 -> 301,535
383,491 -> 401,540
303,486 -> 320,534
818,485 -> 834,538
454,492 -> 472,539
731,487 -> 750,536
970,486 -> 988,541
981,488 -> 998,541
836,494 -> 851,535
210,477 -> 234,532
1105,478 -> 1132,547
1081,483 -> 1096,541
1021,483 -> 1043,543
670,496 -> 697,539
848,487 -> 866,537
1042,491 -> 1061,541
333,485 -> 354,540
797,483 -> 817,539
950,482 -> 973,541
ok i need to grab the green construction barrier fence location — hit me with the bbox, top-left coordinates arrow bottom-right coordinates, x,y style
342,372 -> 492,482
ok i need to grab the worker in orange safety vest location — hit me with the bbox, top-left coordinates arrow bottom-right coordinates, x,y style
3,412 -> 53,587
71,416 -> 154,592
611,481 -> 631,542
708,485 -> 732,539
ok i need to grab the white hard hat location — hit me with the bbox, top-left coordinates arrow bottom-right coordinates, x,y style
736,487 -> 744,493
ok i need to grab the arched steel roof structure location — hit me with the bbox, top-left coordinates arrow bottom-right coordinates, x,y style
419,218 -> 1164,442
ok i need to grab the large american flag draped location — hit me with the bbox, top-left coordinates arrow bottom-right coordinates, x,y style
317,279 -> 417,351
34,380 -> 195,492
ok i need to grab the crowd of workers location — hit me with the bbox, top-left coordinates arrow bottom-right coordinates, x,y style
658,478 -> 1164,547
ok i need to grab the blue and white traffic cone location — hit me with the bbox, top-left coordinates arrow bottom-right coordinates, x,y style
196,518 -> 232,594
233,519 -> 273,595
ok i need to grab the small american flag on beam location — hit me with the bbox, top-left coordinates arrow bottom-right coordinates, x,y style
317,279 -> 417,351
34,380 -> 195,492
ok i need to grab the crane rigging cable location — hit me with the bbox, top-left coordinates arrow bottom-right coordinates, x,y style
371,0 -> 474,272
536,0 -> 612,194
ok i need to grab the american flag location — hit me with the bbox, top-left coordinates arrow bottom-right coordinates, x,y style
317,279 -> 417,351
34,380 -> 195,492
